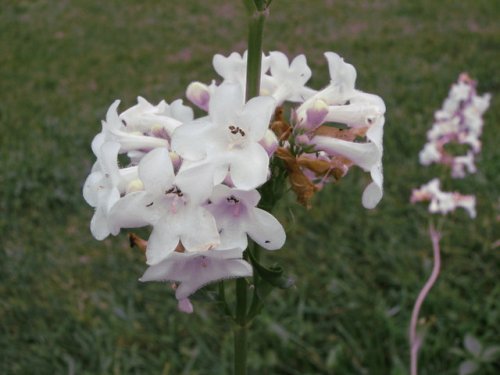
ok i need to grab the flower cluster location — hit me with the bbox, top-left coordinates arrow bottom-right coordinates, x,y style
419,73 -> 491,179
411,178 -> 476,218
83,50 -> 385,311
412,73 -> 490,217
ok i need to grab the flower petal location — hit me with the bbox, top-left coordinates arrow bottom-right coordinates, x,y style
179,206 -> 220,252
107,191 -> 159,235
312,135 -> 379,171
140,249 -> 252,300
146,223 -> 180,265
209,83 -> 243,127
229,143 -> 269,190
237,95 -> 276,142
175,161 -> 217,205
139,147 -> 174,195
83,172 -> 102,207
171,118 -> 213,161
175,257 -> 252,300
245,208 -> 286,250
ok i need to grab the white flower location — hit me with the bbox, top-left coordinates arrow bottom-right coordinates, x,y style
419,142 -> 441,166
139,248 -> 253,300
92,100 -> 169,154
119,96 -> 193,136
295,53 -> 380,131
267,51 -> 314,104
205,185 -> 286,251
172,83 -> 276,190
308,92 -> 385,209
311,52 -> 357,105
451,151 -> 477,178
324,92 -> 385,129
212,51 -> 271,94
108,147 -> 219,265
83,141 -> 138,240
411,178 -> 476,218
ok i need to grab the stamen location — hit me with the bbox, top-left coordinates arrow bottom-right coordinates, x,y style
228,125 -> 246,137
226,195 -> 240,204
165,186 -> 183,197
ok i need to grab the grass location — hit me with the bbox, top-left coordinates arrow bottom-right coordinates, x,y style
1,0 -> 499,374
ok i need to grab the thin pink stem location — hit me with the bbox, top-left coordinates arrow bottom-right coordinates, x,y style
409,224 -> 442,375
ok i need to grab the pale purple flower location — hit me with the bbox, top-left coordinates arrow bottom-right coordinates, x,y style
139,248 -> 252,300
205,185 -> 286,251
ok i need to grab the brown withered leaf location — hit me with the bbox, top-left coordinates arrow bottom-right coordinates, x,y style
276,147 -> 317,208
314,125 -> 368,141
297,155 -> 351,183
271,107 -> 292,141
296,156 -> 331,175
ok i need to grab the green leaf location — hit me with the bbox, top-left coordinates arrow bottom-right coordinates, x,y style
464,334 -> 482,358
481,346 -> 500,362
248,250 -> 295,289
458,360 -> 479,375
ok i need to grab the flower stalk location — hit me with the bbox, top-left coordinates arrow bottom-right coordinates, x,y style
233,3 -> 270,373
244,3 -> 268,101
409,224 -> 442,375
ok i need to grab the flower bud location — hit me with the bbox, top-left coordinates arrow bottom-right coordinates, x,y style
186,81 -> 210,111
295,134 -> 310,146
169,151 -> 182,171
305,99 -> 328,130
259,129 -> 279,156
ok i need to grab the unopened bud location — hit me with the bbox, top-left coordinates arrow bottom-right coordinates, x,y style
305,99 -> 329,130
295,134 -> 310,146
169,151 -> 182,171
186,81 -> 210,111
259,129 -> 279,156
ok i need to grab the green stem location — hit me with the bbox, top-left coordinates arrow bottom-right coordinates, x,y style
236,278 -> 248,324
233,3 -> 270,374
234,323 -> 247,375
245,8 -> 267,101
234,278 -> 248,375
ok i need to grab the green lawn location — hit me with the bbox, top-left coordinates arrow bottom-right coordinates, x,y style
1,0 -> 499,374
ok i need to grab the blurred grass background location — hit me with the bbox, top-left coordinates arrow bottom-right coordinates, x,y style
0,0 -> 499,374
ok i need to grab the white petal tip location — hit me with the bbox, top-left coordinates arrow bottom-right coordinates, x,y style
362,182 -> 383,209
